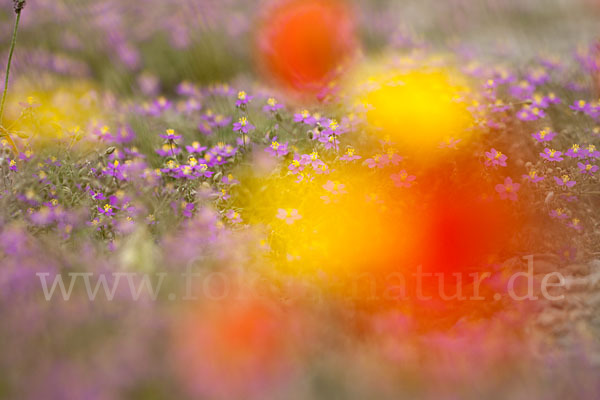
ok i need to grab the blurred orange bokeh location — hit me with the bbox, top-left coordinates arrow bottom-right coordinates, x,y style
254,0 -> 357,96
171,295 -> 304,399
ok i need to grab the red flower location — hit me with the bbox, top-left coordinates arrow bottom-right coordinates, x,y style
255,0 -> 357,95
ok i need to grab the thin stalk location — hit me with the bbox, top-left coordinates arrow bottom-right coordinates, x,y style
0,9 -> 22,125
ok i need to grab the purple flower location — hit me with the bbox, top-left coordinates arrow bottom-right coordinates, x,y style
233,117 -> 255,134
540,148 -> 563,162
322,119 -> 347,136
181,98 -> 202,114
569,100 -> 589,113
565,144 -> 585,158
156,143 -> 181,157
318,134 -> 340,150
198,121 -> 213,135
532,127 -> 557,143
235,91 -> 253,107
7,159 -> 17,171
181,202 -> 194,218
549,208 -> 569,220
213,115 -> 232,128
509,80 -> 535,100
391,170 -> 416,188
106,125 -> 136,144
544,92 -> 561,105
18,150 -> 33,162
526,67 -> 550,85
484,148 -> 507,167
495,177 -> 520,201
265,138 -> 288,157
554,175 -> 576,187
585,144 -> 600,158
102,160 -> 126,181
98,197 -> 118,217
522,170 -> 544,183
293,110 -> 316,125
147,96 -> 172,116
516,105 -> 545,121
87,187 -> 106,201
225,209 -> 242,224
222,174 -> 239,185
185,141 -> 207,154
160,128 -> 182,141
263,97 -> 284,113
288,155 -> 307,174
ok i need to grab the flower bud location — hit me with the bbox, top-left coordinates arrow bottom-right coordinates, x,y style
13,0 -> 26,13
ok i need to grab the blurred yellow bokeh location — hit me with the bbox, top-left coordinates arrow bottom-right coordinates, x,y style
347,62 -> 474,152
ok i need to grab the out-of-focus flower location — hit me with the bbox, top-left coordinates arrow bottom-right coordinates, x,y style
186,141 -> 207,154
484,148 -> 507,167
516,105 -> 545,121
276,208 -> 301,224
569,99 -> 589,112
255,0 -> 357,94
532,127 -> 557,143
554,174 -> 576,187
495,177 -> 520,201
160,128 -> 182,141
438,137 -> 461,149
522,170 -> 545,183
549,208 -> 569,220
567,218 -> 582,231
390,170 -> 416,188
263,97 -> 284,113
225,210 -> 242,224
340,147 -> 361,161
293,110 -> 316,125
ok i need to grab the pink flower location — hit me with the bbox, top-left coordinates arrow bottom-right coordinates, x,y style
276,208 -> 302,225
495,177 -> 520,201
322,180 -> 347,195
364,154 -> 387,169
438,137 -> 461,149
225,210 -> 242,224
391,170 -> 416,188
484,148 -> 507,167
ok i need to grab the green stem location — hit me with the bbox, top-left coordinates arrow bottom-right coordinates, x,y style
0,9 -> 22,125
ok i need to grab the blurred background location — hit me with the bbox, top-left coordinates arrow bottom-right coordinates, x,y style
2,0 -> 600,94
